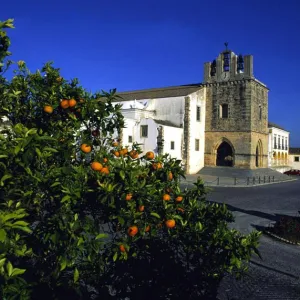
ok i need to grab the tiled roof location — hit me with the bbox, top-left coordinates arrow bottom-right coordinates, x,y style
116,83 -> 202,101
154,119 -> 182,128
289,148 -> 300,155
268,121 -> 287,131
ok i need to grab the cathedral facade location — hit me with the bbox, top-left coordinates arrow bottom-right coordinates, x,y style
114,47 -> 270,174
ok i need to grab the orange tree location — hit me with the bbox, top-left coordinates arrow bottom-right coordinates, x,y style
0,19 -> 261,299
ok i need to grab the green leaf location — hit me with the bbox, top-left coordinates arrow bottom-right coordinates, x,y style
43,147 -> 58,153
150,212 -> 161,219
113,252 -> 118,262
12,221 -> 29,227
95,233 -> 108,240
11,268 -> 26,277
61,195 -> 71,203
7,261 -> 13,276
35,148 -> 42,158
77,237 -> 84,246
25,128 -> 37,137
0,258 -> 6,268
0,155 -> 8,159
60,259 -> 67,271
0,229 -> 7,242
119,170 -> 125,180
73,268 -> 79,283
50,181 -> 61,187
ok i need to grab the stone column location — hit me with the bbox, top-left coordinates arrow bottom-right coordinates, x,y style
244,55 -> 253,78
204,62 -> 211,82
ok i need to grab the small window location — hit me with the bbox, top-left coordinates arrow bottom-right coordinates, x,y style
140,125 -> 148,138
196,106 -> 201,122
128,135 -> 133,143
295,156 -> 299,162
259,105 -> 262,120
170,141 -> 175,150
195,139 -> 200,151
220,104 -> 228,119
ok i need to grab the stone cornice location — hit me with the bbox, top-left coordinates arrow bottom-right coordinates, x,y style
203,78 -> 269,90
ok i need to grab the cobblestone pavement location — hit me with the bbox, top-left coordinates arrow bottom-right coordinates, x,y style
182,179 -> 300,299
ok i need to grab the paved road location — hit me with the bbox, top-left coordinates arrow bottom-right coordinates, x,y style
185,179 -> 300,299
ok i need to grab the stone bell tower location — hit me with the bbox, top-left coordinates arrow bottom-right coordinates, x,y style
203,43 -> 269,169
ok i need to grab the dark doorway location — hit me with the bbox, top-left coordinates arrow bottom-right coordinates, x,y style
256,146 -> 259,167
216,142 -> 233,167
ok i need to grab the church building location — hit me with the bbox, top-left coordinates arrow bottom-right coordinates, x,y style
114,46 -> 271,174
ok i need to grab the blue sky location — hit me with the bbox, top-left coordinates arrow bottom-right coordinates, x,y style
1,0 -> 300,145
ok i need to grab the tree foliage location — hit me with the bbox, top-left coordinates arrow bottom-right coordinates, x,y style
0,19 -> 261,299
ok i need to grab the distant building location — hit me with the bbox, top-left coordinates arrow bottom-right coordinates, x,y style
289,148 -> 300,170
268,122 -> 290,173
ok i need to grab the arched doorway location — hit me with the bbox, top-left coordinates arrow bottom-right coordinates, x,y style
255,140 -> 263,167
216,142 -> 234,167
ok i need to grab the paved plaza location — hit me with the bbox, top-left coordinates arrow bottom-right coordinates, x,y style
183,178 -> 300,299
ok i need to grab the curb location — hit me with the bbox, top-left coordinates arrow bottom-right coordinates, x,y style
264,230 -> 300,246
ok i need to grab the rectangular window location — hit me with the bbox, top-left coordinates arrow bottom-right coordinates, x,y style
295,156 -> 299,162
128,135 -> 133,143
223,52 -> 230,72
170,141 -> 175,150
140,125 -> 148,138
274,135 -> 277,149
195,139 -> 200,151
196,106 -> 201,122
220,104 -> 228,119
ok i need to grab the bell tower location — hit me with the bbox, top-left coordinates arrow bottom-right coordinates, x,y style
203,44 -> 269,169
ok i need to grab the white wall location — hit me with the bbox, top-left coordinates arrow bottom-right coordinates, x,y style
289,154 -> 300,170
162,125 -> 183,159
186,89 -> 206,174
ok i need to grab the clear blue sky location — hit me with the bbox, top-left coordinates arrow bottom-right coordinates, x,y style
1,0 -> 300,146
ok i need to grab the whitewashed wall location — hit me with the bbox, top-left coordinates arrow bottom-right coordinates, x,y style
288,154 -> 300,170
186,89 -> 206,174
162,125 -> 183,159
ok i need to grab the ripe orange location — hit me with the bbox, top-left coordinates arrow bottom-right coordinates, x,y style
146,151 -> 155,160
168,172 -> 173,180
175,196 -> 183,202
100,167 -> 109,175
60,99 -> 69,109
103,157 -> 108,163
112,141 -> 119,147
165,219 -> 176,228
43,105 -> 53,114
138,205 -> 145,212
129,150 -> 139,159
81,144 -> 92,153
152,162 -> 162,170
91,162 -> 103,171
125,193 -> 132,201
119,244 -> 126,252
128,225 -> 138,237
145,225 -> 150,232
114,151 -> 120,157
68,99 -> 77,107
163,194 -> 171,201
120,148 -> 128,156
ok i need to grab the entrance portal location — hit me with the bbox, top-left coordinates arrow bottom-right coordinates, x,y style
216,142 -> 233,167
